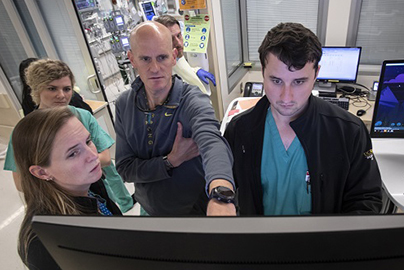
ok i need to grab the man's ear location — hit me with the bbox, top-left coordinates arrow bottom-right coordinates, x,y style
29,165 -> 52,181
127,50 -> 137,69
315,64 -> 321,79
172,48 -> 178,65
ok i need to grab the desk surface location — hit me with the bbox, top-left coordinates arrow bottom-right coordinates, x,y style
85,100 -> 108,114
220,97 -> 260,134
346,95 -> 374,125
372,139 -> 404,211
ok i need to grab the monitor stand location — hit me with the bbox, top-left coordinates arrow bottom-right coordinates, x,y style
314,82 -> 337,97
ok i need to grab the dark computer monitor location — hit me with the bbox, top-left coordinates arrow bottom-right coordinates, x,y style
315,47 -> 362,93
32,215 -> 404,270
371,59 -> 404,138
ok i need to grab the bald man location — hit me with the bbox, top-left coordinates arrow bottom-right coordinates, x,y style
115,22 -> 236,216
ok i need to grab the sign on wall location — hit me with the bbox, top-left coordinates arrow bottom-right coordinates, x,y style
179,0 -> 206,10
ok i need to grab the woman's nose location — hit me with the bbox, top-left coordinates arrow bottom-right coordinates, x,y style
85,145 -> 98,163
56,89 -> 65,99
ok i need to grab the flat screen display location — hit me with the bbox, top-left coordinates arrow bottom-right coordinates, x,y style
371,60 -> 404,138
141,2 -> 156,21
121,37 -> 129,46
114,16 -> 124,26
251,83 -> 263,96
75,0 -> 96,10
120,36 -> 130,51
317,47 -> 362,83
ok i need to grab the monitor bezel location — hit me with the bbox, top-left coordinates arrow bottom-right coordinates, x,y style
31,215 -> 404,270
370,59 -> 404,138
316,46 -> 362,83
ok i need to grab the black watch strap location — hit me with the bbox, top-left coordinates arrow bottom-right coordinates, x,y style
163,156 -> 174,170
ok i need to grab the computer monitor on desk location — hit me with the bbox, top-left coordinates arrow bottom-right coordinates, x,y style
32,215 -> 404,269
315,47 -> 362,95
371,59 -> 404,138
370,60 -> 404,211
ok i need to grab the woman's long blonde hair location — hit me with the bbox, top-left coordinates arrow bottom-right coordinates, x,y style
13,107 -> 85,265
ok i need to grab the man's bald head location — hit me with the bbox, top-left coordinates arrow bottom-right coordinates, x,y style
127,21 -> 177,95
129,21 -> 173,54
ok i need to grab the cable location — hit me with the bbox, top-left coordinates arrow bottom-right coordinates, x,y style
349,95 -> 372,112
352,82 -> 371,92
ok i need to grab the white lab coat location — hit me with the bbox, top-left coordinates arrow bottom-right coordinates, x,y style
173,56 -> 211,96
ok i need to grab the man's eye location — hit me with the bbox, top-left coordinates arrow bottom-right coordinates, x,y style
272,79 -> 282,85
157,55 -> 168,61
295,80 -> 305,85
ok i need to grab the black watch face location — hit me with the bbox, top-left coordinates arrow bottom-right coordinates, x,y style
219,188 -> 234,197
216,187 -> 234,198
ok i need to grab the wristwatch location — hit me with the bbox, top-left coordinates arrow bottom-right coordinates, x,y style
163,156 -> 174,170
209,186 -> 236,204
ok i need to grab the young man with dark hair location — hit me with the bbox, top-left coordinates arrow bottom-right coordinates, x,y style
224,22 -> 382,215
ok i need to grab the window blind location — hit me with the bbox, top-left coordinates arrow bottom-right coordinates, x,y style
356,0 -> 404,65
246,0 -> 319,62
221,0 -> 243,75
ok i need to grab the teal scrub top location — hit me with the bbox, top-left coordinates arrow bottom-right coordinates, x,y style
261,108 -> 311,215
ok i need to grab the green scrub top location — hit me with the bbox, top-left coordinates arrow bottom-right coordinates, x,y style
261,108 -> 311,215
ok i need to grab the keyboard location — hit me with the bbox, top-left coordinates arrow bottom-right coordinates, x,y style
319,96 -> 350,110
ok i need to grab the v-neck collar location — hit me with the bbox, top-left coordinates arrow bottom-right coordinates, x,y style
266,108 -> 298,160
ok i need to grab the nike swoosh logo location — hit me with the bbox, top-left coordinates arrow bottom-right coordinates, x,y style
165,112 -> 173,117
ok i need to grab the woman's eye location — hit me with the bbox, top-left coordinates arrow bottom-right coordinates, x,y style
68,151 -> 79,158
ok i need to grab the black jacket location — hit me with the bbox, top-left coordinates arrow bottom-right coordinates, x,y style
26,180 -> 121,270
224,95 -> 382,215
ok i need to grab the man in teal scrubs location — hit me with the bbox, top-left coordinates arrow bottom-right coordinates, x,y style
224,22 -> 382,215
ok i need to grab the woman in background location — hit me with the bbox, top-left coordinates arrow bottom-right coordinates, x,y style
14,107 -> 121,269
4,59 -> 133,212
19,57 -> 93,116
